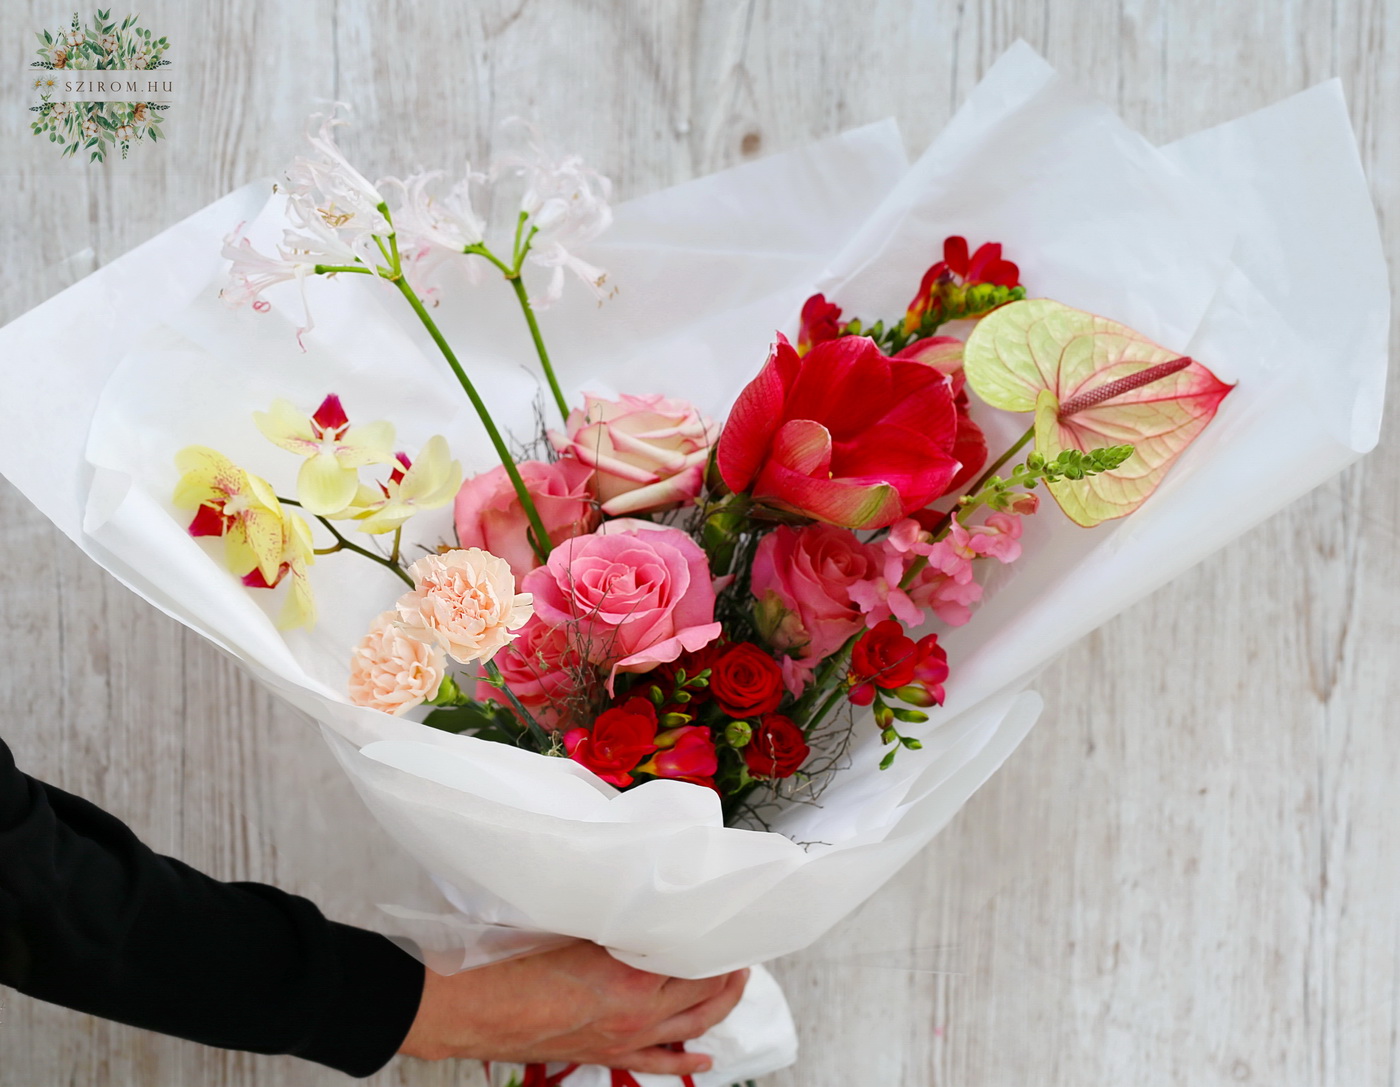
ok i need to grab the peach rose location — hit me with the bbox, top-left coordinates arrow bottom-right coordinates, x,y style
396,548 -> 533,664
348,611 -> 446,715
552,393 -> 717,515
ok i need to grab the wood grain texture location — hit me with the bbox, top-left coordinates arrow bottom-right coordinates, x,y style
1,0 -> 1395,1084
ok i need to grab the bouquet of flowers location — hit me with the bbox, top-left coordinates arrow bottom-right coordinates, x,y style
0,45 -> 1385,1086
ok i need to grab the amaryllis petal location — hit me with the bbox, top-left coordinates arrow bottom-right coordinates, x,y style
754,460 -> 903,530
964,299 -> 1232,526
770,418 -> 833,477
717,334 -> 803,492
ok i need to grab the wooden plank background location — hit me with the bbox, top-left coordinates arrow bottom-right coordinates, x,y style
1,1 -> 1395,1083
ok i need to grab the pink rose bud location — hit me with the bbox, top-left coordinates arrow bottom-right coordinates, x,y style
552,393 -> 717,516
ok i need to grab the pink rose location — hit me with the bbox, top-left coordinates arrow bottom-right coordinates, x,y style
454,458 -> 600,581
348,611 -> 446,715
522,519 -> 722,689
396,548 -> 533,664
552,393 -> 717,516
476,615 -> 587,729
751,525 -> 879,666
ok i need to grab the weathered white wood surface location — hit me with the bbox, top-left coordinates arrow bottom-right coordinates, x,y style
0,1 -> 1395,1084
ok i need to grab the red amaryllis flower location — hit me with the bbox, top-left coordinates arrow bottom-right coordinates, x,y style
743,714 -> 811,779
717,335 -> 960,530
563,697 -> 659,787
797,293 -> 843,356
709,643 -> 785,718
895,337 -> 988,497
905,236 -> 1021,330
848,621 -> 947,707
638,725 -> 718,785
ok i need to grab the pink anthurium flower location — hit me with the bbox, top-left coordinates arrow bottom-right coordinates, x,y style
963,299 -> 1233,527
254,394 -> 396,517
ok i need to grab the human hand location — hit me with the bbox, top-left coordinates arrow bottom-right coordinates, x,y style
397,940 -> 749,1076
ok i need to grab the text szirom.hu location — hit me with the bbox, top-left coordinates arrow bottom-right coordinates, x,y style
30,70 -> 175,102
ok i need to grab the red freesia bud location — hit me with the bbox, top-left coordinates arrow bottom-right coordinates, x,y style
743,714 -> 810,779
716,335 -> 960,530
311,393 -> 350,435
797,293 -> 843,356
563,697 -> 659,787
637,725 -> 718,783
710,643 -> 785,718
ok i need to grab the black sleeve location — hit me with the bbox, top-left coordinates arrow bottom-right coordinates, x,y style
0,733 -> 424,1077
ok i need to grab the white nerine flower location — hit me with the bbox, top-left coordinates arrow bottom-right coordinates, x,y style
284,108 -> 391,240
381,168 -> 487,253
493,120 -> 613,307
219,230 -> 317,320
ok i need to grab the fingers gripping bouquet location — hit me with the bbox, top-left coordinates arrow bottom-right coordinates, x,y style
202,111 -> 1229,821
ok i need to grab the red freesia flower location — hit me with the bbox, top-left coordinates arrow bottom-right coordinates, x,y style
563,697 -> 659,787
905,236 -> 1021,330
797,293 -> 843,356
710,643 -> 785,718
638,725 -> 718,785
848,621 -> 947,707
716,334 -> 960,530
743,714 -> 811,779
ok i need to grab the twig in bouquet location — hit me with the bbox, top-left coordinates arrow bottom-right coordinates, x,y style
481,660 -> 554,749
280,497 -> 414,587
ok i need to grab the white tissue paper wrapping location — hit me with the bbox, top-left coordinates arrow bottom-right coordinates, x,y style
0,44 -> 1386,1084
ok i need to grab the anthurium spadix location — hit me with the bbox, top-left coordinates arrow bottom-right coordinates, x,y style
963,299 -> 1233,527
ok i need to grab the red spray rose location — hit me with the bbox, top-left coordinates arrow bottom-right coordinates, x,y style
743,714 -> 811,779
716,334 -> 960,530
563,697 -> 659,787
709,643 -> 785,718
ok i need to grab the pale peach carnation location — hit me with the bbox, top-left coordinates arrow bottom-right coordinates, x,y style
348,612 -> 446,715
396,548 -> 533,664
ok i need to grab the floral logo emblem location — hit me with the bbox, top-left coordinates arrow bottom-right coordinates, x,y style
28,9 -> 170,163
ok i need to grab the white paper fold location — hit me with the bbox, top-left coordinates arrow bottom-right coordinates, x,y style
0,45 -> 1385,1084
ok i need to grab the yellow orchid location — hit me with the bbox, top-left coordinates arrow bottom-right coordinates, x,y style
253,393 -> 395,517
172,446 -> 286,583
340,435 -> 462,534
241,511 -> 318,630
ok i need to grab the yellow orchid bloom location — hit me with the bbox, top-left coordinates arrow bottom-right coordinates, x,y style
173,446 -> 286,583
341,435 -> 462,534
253,394 -> 395,517
239,511 -> 318,630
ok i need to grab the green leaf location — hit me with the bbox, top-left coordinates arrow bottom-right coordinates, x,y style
421,700 -> 516,737
964,299 -> 1233,527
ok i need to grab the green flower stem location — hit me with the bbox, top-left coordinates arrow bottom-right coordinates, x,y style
313,264 -> 373,275
464,239 -> 571,423
507,274 -> 570,422
283,500 -> 414,587
482,660 -> 553,750
390,274 -> 553,561
919,422 -> 1036,546
805,675 -> 854,735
